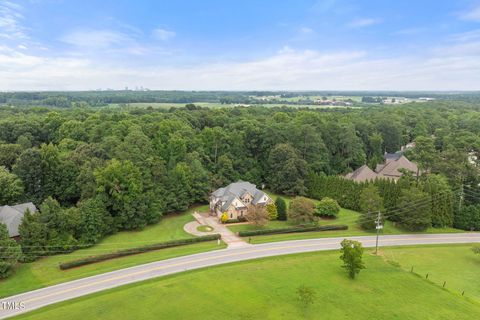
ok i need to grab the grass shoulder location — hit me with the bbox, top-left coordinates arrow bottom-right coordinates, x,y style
12,245 -> 480,320
0,205 -> 226,298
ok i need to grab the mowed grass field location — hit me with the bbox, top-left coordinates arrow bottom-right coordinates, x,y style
13,245 -> 480,320
106,102 -> 359,110
228,193 -> 462,243
0,205 -> 227,298
382,244 -> 480,301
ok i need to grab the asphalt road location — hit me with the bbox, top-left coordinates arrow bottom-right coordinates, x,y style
1,233 -> 480,319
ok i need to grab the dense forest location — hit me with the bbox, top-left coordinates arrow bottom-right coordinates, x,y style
1,100 -> 480,275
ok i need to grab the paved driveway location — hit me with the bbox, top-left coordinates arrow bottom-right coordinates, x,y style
190,212 -> 250,248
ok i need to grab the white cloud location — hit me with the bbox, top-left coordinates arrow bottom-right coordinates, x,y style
0,1 -> 28,40
451,29 -> 480,42
459,5 -> 480,22
61,30 -> 133,49
391,27 -> 426,36
347,18 -> 380,28
299,27 -> 314,34
1,37 -> 480,91
152,28 -> 176,40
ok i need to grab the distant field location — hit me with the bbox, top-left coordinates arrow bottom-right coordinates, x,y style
0,205 -> 227,298
106,102 -> 361,109
13,245 -> 480,320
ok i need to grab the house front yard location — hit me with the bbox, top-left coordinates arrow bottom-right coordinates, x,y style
0,205 -> 227,298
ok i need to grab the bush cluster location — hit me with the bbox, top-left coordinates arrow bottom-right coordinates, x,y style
59,234 -> 221,270
237,224 -> 348,237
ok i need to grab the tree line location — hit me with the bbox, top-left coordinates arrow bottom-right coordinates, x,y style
0,101 -> 479,277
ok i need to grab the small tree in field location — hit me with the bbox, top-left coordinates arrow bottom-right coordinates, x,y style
266,203 -> 278,220
246,205 -> 269,228
288,197 -> 316,225
296,285 -> 315,310
472,246 -> 480,255
340,239 -> 365,279
315,197 -> 340,218
275,197 -> 287,221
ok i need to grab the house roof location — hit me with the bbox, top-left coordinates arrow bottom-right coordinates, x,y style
384,152 -> 403,162
211,181 -> 268,211
345,165 -> 378,182
347,154 -> 419,182
0,202 -> 37,237
377,155 -> 418,178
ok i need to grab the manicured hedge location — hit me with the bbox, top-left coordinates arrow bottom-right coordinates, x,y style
238,225 -> 348,237
222,216 -> 248,224
59,234 -> 221,270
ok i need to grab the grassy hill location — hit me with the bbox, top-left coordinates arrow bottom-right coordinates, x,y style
12,245 -> 480,320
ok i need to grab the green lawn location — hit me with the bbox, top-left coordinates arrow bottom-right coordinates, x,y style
228,193 -> 462,244
197,225 -> 214,232
0,205 -> 227,298
13,246 -> 480,320
382,244 -> 480,301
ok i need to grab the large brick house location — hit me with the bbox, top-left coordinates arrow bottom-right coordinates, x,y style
210,181 -> 273,220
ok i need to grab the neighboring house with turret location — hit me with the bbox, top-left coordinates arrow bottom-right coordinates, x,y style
210,181 -> 273,220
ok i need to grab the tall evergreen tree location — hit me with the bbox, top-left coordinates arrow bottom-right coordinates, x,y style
275,197 -> 287,221
0,223 -> 22,278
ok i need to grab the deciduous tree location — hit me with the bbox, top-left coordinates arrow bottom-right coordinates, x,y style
246,205 -> 269,227
359,185 -> 384,230
288,197 -> 316,225
315,197 -> 340,218
340,239 -> 365,279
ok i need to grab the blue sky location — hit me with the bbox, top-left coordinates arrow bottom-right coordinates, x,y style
1,0 -> 480,90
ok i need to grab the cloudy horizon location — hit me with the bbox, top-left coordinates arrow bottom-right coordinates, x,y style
1,0 -> 480,91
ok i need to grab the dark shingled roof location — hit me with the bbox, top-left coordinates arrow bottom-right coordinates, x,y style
345,165 -> 378,182
0,202 -> 37,237
211,181 -> 268,211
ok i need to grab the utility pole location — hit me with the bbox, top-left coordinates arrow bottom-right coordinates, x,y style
459,183 -> 464,213
375,211 -> 383,255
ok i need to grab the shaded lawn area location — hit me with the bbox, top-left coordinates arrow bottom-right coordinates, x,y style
228,192 -> 462,244
0,205 -> 228,298
13,246 -> 480,320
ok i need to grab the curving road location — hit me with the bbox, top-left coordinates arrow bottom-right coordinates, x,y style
1,233 -> 480,319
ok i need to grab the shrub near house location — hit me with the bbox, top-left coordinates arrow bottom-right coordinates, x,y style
315,197 -> 340,218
